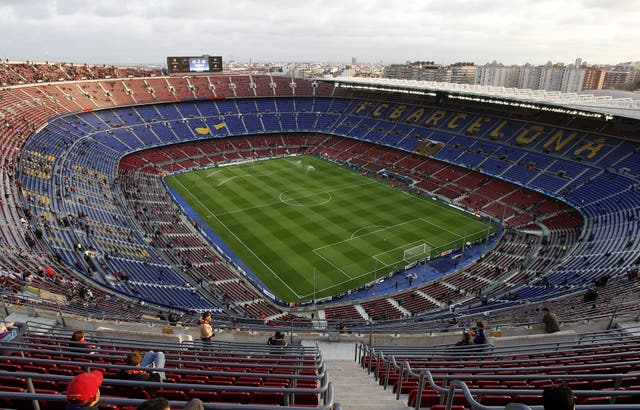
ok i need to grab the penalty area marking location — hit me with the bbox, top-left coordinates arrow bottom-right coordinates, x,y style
350,225 -> 388,239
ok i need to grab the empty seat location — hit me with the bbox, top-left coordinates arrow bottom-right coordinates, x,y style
589,378 -> 615,389
220,391 -> 251,404
512,394 -> 543,405
480,394 -> 513,405
577,396 -> 612,405
292,392 -> 319,406
0,386 -> 25,409
530,379 -> 554,388
155,388 -> 188,401
253,391 -> 285,405
407,390 -> 440,407
0,375 -> 26,388
187,389 -> 219,402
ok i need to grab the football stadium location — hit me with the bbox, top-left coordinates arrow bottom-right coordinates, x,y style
0,61 -> 640,409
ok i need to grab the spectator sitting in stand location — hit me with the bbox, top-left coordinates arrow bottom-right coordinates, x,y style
198,311 -> 214,343
0,321 -> 23,343
116,350 -> 166,383
70,330 -> 97,354
455,330 -> 473,346
583,288 -> 599,303
1,321 -> 25,355
65,370 -> 103,410
473,321 -> 486,345
267,330 -> 288,347
542,307 -> 560,333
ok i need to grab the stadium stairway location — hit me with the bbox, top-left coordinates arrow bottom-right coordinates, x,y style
354,305 -> 371,321
307,341 -> 408,409
614,321 -> 640,337
3,313 -> 57,335
387,299 -> 411,317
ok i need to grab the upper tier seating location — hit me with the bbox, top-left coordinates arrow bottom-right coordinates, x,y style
0,74 -> 637,327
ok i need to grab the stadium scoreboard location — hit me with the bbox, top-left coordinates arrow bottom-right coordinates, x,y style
166,56 -> 222,74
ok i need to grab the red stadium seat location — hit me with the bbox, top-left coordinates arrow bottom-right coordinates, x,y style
512,394 -> 543,405
155,388 -> 188,401
407,390 -> 440,407
187,389 -> 220,402
0,386 -> 25,408
480,394 -> 513,405
577,396 -> 612,405
292,392 -> 319,406
0,375 -> 26,388
253,391 -> 285,405
220,391 -> 251,404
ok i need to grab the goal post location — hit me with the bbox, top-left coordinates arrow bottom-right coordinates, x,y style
372,241 -> 432,269
403,243 -> 431,264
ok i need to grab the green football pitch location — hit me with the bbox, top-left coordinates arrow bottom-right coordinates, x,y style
166,156 -> 495,302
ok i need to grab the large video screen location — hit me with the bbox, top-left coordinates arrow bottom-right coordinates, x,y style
167,56 -> 222,74
189,57 -> 210,72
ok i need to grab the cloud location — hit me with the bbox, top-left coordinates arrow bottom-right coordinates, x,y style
0,0 -> 637,65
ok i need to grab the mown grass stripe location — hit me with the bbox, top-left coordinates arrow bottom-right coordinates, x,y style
167,156 -> 495,302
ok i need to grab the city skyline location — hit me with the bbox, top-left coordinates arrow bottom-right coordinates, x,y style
0,0 -> 638,66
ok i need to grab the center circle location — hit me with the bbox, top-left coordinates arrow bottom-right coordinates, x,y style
279,189 -> 332,207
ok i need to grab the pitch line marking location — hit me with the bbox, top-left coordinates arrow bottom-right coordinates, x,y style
279,190 -> 332,207
215,180 -> 377,217
299,263 -> 383,298
172,177 -> 302,299
312,249 -> 353,280
313,218 -> 428,253
205,169 -> 223,178
350,225 -> 388,239
215,169 -> 285,187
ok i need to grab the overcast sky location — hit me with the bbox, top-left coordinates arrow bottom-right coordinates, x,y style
0,0 -> 638,66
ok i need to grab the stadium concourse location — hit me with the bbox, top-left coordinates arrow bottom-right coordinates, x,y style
0,60 -> 639,408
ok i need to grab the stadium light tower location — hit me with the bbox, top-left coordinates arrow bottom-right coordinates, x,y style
372,259 -> 379,297
461,231 -> 467,259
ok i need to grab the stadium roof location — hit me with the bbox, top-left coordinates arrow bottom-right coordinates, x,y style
321,77 -> 640,121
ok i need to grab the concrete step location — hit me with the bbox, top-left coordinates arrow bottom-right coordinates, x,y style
324,359 -> 409,409
615,321 -> 640,337
301,341 -> 408,409
4,313 -> 58,335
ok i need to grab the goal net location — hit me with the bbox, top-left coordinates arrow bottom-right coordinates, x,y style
403,243 -> 431,264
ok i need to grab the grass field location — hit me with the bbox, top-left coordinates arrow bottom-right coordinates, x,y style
166,156 -> 495,302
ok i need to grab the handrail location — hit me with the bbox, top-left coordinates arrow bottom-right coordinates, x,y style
0,382 -> 340,410
441,378 -> 640,410
0,359 -> 323,383
20,335 -> 320,358
394,358 -> 640,378
445,379 -> 532,410
4,286 -> 639,334
357,341 -> 640,383
400,365 -> 640,409
1,345 -> 322,370
358,331 -> 640,359
401,360 -> 640,384
0,370 -> 335,407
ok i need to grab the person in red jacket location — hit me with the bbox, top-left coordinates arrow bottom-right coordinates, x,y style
65,370 -> 103,410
